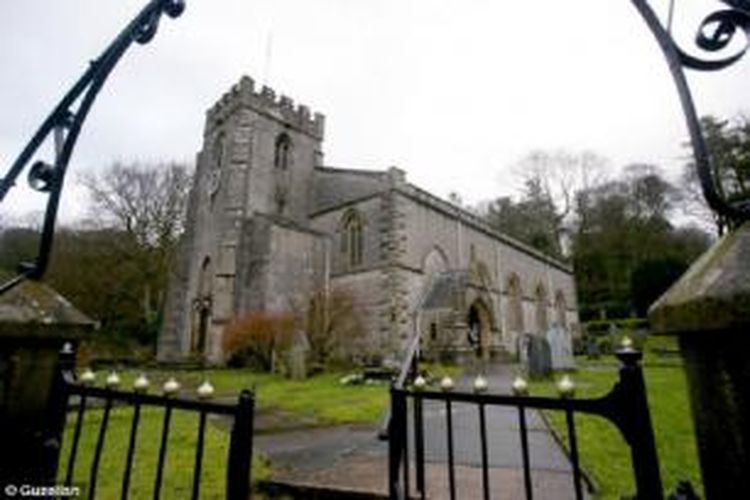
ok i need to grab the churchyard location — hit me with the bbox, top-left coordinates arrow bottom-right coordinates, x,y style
2,1 -> 748,498
55,336 -> 700,499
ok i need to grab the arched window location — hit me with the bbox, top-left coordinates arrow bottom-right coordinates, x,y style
341,210 -> 363,269
274,133 -> 292,170
555,291 -> 567,328
535,282 -> 549,334
507,274 -> 523,334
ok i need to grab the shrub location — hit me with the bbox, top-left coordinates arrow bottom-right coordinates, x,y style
305,286 -> 365,367
222,312 -> 297,370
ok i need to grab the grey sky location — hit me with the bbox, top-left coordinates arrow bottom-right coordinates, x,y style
1,0 -> 748,224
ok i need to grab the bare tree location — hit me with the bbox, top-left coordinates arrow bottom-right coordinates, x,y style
305,286 -> 365,366
77,161 -> 192,329
80,161 -> 192,248
513,149 -> 610,224
487,149 -> 610,257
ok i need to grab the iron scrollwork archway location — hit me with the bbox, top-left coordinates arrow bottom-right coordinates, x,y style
1,0 -> 747,296
632,0 -> 750,227
0,0 -> 186,294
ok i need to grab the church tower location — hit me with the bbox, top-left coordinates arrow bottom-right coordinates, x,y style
158,76 -> 325,363
201,75 -> 324,222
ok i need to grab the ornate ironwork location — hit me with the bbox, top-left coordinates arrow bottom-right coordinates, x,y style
632,0 -> 750,226
0,0 -> 185,294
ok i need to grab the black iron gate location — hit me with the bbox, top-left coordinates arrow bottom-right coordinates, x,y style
387,346 -> 663,500
46,345 -> 255,500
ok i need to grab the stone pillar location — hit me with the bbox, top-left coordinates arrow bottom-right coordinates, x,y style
0,281 -> 93,486
649,222 -> 750,499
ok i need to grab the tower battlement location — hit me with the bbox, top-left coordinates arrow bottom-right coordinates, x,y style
206,75 -> 325,140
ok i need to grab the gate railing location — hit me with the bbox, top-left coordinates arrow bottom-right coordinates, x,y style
388,345 -> 663,500
47,345 -> 255,500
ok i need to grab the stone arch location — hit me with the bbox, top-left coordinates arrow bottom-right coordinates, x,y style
554,290 -> 567,329
506,273 -> 524,334
535,281 -> 549,334
339,209 -> 364,269
422,245 -> 449,277
467,298 -> 493,360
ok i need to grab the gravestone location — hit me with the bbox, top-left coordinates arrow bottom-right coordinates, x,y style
522,333 -> 552,378
585,337 -> 601,359
546,324 -> 575,370
517,334 -> 530,366
284,331 -> 310,380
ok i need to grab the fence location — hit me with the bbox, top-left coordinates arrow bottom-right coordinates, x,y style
387,346 -> 663,500
46,345 -> 255,500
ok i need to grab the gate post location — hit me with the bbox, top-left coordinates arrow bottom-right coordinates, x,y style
388,386 -> 407,499
227,389 -> 254,500
41,342 -> 76,483
614,347 -> 663,499
650,223 -> 750,499
0,283 -> 91,487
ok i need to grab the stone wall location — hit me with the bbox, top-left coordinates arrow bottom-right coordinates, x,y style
395,184 -> 579,355
235,214 -> 327,315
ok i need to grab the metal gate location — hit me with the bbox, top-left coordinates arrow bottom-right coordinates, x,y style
47,345 -> 255,500
387,345 -> 663,500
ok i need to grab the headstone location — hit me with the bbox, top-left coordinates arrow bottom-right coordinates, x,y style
546,324 -> 575,370
523,333 -> 552,378
517,334 -> 530,365
586,337 -> 600,359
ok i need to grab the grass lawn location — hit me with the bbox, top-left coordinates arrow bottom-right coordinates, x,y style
58,405 -> 270,499
528,352 -> 702,499
108,368 -> 390,425
109,362 -> 458,425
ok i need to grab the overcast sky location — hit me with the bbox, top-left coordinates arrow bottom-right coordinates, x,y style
1,0 -> 748,224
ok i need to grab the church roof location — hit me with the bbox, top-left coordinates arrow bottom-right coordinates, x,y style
312,166 -> 390,214
311,165 -> 573,274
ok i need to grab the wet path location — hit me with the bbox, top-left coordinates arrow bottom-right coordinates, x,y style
255,365 -> 586,499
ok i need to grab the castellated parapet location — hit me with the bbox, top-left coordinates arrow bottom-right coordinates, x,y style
206,75 -> 325,140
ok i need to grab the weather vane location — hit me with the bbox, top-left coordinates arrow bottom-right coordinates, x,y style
632,0 -> 750,225
0,0 -> 185,294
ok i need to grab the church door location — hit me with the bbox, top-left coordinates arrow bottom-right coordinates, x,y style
468,301 -> 492,362
196,301 -> 209,353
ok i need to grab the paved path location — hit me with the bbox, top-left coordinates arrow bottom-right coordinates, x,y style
256,365 -> 586,499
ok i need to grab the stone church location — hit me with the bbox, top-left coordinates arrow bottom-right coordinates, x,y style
157,76 -> 579,365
